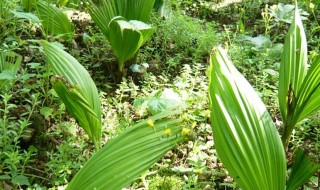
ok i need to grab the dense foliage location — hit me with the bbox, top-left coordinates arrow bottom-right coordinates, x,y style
0,0 -> 319,189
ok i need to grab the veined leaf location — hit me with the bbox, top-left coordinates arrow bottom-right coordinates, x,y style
124,0 -> 155,22
286,149 -> 320,190
10,10 -> 41,23
155,0 -> 171,19
41,41 -> 101,149
130,20 -> 154,44
88,0 -> 117,37
209,47 -> 286,190
52,78 -> 98,139
88,0 -> 155,71
88,0 -> 154,37
0,52 -> 22,93
295,56 -> 320,122
66,110 -> 189,190
108,17 -> 144,71
36,1 -> 74,38
278,5 -> 308,123
21,0 -> 36,12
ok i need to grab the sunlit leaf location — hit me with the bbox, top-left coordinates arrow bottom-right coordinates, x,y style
66,110 -> 189,190
286,149 -> 320,190
278,5 -> 308,146
278,5 -> 308,120
209,46 -> 286,190
295,56 -> 320,122
89,0 -> 155,37
129,20 -> 154,44
10,10 -> 40,23
88,0 -> 155,71
41,41 -> 102,149
124,0 -> 155,22
108,17 -> 145,71
36,1 -> 74,38
0,51 -> 21,93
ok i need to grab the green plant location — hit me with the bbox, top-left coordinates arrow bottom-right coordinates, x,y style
0,93 -> 39,188
142,13 -> 219,72
133,88 -> 184,116
108,16 -> 154,71
10,1 -> 74,41
36,1 -> 74,40
0,1 -> 20,46
40,41 -> 102,151
66,110 -> 190,190
0,51 -> 22,93
208,4 -> 320,189
88,0 -> 155,71
21,0 -> 36,12
278,3 -> 320,148
148,174 -> 184,190
209,46 -> 319,190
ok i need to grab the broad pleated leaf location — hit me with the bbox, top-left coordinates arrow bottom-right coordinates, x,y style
51,78 -> 98,140
41,41 -> 101,149
130,20 -> 154,44
21,0 -> 36,12
209,47 -> 286,190
108,17 -> 144,71
124,0 -> 155,22
286,149 -> 320,190
66,110 -> 189,190
295,56 -> 320,122
155,0 -> 171,19
89,0 -> 154,37
88,0 -> 117,37
36,1 -> 74,38
278,5 -> 307,122
10,10 -> 41,23
88,0 -> 154,71
0,52 -> 21,93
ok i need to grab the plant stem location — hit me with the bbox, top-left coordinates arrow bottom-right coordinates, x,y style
281,114 -> 298,150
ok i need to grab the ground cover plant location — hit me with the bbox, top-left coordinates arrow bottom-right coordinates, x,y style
0,0 -> 319,189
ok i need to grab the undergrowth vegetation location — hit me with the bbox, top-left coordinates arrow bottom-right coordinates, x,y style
0,0 -> 319,189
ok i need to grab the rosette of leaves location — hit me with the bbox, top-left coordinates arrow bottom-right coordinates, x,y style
41,41 -> 102,150
88,0 -> 155,71
108,16 -> 154,71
